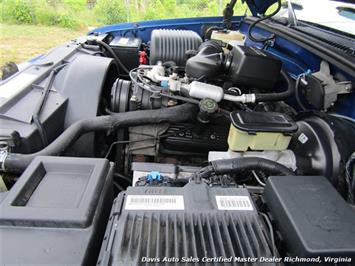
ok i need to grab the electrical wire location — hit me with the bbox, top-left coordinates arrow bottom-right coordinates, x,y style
104,125 -> 193,158
159,92 -> 200,104
32,63 -> 68,147
330,114 -> 355,124
294,70 -> 313,111
142,75 -> 160,85
113,180 -> 125,191
105,139 -> 148,159
77,47 -> 105,56
228,87 -> 242,95
294,74 -> 309,111
129,68 -> 229,116
345,152 -> 355,204
94,40 -> 130,75
252,170 -> 266,186
260,212 -> 277,257
248,0 -> 282,43
130,68 -> 200,104
113,173 -> 132,184
129,68 -> 155,93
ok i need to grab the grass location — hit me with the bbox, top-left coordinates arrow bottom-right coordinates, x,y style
0,23 -> 88,66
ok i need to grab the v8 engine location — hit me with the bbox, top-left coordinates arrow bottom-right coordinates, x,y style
0,26 -> 354,266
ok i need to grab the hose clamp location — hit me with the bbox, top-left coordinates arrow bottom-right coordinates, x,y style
0,150 -> 7,171
240,94 -> 256,103
246,94 -> 256,103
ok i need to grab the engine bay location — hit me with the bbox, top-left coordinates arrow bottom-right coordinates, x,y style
0,24 -> 355,265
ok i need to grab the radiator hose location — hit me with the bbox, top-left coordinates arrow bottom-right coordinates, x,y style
194,157 -> 294,181
2,104 -> 198,174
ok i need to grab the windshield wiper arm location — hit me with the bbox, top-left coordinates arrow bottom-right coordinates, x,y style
223,0 -> 237,29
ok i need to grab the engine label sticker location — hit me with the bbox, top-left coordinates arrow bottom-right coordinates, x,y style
298,133 -> 309,144
216,196 -> 254,211
125,195 -> 184,210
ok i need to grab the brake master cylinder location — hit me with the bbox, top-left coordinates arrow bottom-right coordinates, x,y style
228,111 -> 298,151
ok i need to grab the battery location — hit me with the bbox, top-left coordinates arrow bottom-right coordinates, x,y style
109,36 -> 141,71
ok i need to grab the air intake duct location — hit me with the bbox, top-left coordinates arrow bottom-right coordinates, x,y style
150,29 -> 202,66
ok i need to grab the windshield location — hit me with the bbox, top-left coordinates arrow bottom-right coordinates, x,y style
278,0 -> 355,35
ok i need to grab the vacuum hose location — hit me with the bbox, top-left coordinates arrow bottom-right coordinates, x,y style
254,69 -> 295,102
194,157 -> 294,181
94,40 -> 129,75
2,104 -> 198,174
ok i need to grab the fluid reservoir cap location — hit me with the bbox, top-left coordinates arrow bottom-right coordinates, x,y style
146,171 -> 162,183
160,80 -> 169,88
199,98 -> 218,114
230,111 -> 298,134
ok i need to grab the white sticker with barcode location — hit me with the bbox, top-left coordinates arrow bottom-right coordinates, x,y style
125,195 -> 184,210
216,196 -> 254,211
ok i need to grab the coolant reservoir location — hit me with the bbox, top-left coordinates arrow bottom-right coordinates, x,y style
211,30 -> 245,46
228,111 -> 298,151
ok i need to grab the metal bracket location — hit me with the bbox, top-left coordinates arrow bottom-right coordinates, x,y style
0,150 -> 8,171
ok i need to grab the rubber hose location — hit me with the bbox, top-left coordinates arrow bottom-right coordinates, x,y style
254,69 -> 295,102
248,0 -> 282,43
3,104 -> 198,174
197,157 -> 294,179
95,40 -> 129,74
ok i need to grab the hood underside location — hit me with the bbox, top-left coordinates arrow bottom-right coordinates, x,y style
244,0 -> 278,15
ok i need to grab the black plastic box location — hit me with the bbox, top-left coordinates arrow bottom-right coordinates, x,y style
109,36 -> 141,71
229,45 -> 282,89
97,182 -> 275,265
0,89 -> 67,153
264,176 -> 355,262
0,156 -> 113,265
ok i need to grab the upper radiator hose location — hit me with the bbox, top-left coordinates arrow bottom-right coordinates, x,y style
1,104 -> 198,174
150,29 -> 202,66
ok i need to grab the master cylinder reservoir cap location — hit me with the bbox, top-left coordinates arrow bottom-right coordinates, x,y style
228,111 -> 298,151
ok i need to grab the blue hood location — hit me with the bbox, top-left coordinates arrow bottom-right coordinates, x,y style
244,0 -> 278,15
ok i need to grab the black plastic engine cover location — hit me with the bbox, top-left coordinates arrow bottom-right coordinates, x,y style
264,175 -> 355,263
185,40 -> 224,80
160,123 -> 229,154
228,46 -> 282,89
0,156 -> 114,266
